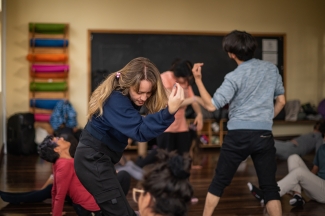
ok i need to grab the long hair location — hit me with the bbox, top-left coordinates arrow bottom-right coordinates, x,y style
87,57 -> 168,119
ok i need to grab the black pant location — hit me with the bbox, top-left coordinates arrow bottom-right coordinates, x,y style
74,139 -> 136,216
0,184 -> 52,204
136,132 -> 191,168
73,203 -> 102,216
156,131 -> 191,155
208,130 -> 280,204
116,170 -> 131,196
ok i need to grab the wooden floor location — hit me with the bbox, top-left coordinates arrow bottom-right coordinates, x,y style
1,148 -> 325,216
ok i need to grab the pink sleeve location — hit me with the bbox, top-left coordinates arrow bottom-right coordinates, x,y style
52,160 -> 73,216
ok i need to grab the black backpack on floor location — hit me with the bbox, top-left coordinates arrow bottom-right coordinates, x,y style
7,113 -> 36,155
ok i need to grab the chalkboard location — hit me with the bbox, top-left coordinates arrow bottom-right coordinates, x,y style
89,31 -> 285,96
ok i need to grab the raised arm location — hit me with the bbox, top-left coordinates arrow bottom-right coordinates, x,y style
186,86 -> 203,131
192,63 -> 217,112
167,83 -> 185,114
103,86 -> 184,142
179,96 -> 205,108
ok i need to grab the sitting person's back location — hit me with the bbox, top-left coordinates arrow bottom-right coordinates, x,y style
0,133 -> 130,208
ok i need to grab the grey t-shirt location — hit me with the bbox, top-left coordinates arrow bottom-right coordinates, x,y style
212,58 -> 285,130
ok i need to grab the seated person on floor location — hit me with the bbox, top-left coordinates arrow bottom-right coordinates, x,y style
0,134 -> 130,215
38,135 -> 101,216
248,136 -> 325,207
0,133 -> 78,205
275,121 -> 325,160
133,149 -> 193,216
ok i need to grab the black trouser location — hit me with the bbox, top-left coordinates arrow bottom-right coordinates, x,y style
208,130 -> 280,204
156,131 -> 191,155
74,131 -> 136,216
73,203 -> 102,216
0,184 -> 52,204
136,132 -> 191,168
136,148 -> 158,168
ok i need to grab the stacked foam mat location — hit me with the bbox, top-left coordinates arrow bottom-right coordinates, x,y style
28,23 -> 69,126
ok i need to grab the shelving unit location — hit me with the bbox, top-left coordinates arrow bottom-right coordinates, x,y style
194,119 -> 316,148
188,118 -> 228,148
126,119 -> 318,150
28,23 -> 70,134
125,118 -> 228,150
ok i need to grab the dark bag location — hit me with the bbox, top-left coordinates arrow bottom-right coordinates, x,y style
7,113 -> 36,155
301,103 -> 318,115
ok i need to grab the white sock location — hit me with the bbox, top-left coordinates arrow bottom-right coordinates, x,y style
116,162 -> 143,180
247,182 -> 253,191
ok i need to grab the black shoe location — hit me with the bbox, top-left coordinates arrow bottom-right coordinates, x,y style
289,194 -> 305,207
247,182 -> 264,203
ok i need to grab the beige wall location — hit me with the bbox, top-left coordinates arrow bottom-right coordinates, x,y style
5,0 -> 325,132
0,7 -> 3,152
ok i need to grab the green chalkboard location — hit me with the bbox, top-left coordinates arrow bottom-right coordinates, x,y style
89,31 -> 285,96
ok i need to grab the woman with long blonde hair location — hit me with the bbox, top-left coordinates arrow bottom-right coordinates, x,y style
74,57 -> 184,216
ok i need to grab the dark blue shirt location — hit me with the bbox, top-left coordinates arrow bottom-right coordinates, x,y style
86,91 -> 175,152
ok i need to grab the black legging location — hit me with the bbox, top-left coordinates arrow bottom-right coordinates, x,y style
0,184 -> 52,204
0,171 -> 131,205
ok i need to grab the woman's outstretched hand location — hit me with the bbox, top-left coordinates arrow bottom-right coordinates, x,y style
168,83 -> 185,114
192,63 -> 204,80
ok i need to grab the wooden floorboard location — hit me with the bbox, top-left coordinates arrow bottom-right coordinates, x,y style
1,148 -> 324,215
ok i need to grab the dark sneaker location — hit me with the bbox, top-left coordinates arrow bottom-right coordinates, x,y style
247,182 -> 264,203
289,194 -> 305,206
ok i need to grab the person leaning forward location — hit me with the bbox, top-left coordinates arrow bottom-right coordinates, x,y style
74,57 -> 185,216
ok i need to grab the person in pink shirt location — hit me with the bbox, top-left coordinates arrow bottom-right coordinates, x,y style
38,135 -> 101,216
135,59 -> 204,171
157,59 -> 203,155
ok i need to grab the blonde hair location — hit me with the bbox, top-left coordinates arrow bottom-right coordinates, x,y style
88,57 -> 168,120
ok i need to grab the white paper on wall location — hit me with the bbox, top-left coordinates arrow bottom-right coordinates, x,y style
262,39 -> 278,52
262,53 -> 278,65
